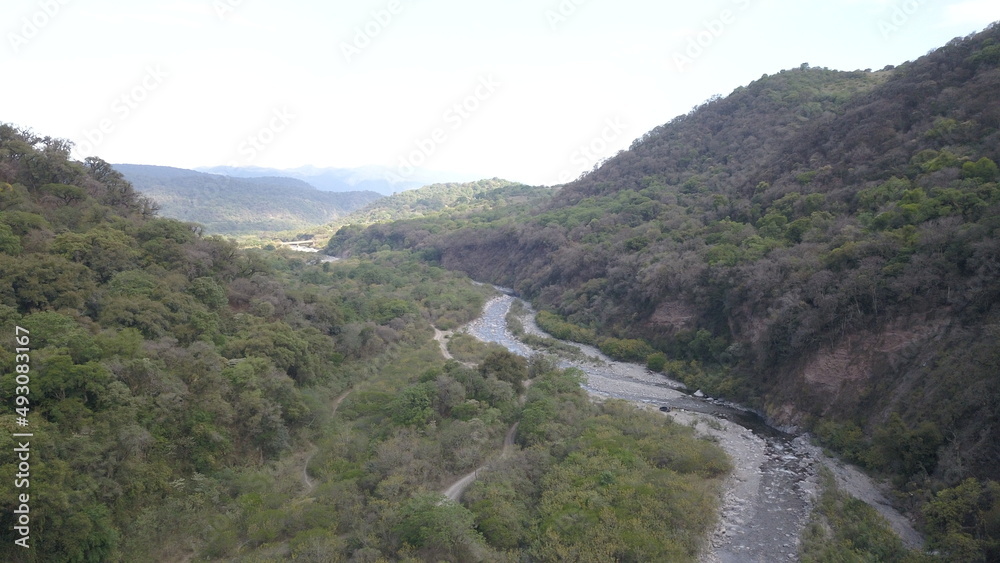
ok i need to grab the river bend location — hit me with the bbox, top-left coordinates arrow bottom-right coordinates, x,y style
463,294 -> 921,562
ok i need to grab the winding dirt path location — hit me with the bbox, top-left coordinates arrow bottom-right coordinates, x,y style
301,444 -> 317,493
434,326 -> 478,368
442,422 -> 519,502
433,328 -> 454,360
331,388 -> 353,413
435,318 -> 523,503
300,388 -> 353,494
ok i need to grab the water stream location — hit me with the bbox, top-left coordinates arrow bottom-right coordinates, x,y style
463,293 -> 920,562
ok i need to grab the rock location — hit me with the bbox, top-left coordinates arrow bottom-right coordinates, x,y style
694,389 -> 705,398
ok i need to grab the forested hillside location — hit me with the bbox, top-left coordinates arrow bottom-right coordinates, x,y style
308,179 -> 551,248
0,125 -> 729,561
116,164 -> 382,235
330,25 -> 1000,560
200,164 -> 460,195
342,178 -> 545,225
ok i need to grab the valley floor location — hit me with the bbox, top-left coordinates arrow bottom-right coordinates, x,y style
463,293 -> 923,561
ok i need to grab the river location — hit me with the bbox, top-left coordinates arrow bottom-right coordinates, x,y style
463,293 -> 922,562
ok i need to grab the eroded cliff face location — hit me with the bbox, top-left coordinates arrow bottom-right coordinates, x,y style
757,312 -> 999,481
800,317 -> 950,409
759,314 -> 950,419
650,299 -> 698,330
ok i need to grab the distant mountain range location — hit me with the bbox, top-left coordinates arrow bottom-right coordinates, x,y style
197,165 -> 478,196
115,164 -> 383,235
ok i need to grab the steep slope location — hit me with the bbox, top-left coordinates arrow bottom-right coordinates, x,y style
116,164 -> 382,234
0,124 -> 738,561
330,23 -> 1000,541
0,126 -> 506,560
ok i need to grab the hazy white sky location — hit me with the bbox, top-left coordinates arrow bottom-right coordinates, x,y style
3,0 -> 998,185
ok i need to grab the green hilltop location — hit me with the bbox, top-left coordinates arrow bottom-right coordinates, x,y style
116,163 -> 382,235
0,127 -> 727,561
3,22 -> 1000,563
330,24 -> 1000,561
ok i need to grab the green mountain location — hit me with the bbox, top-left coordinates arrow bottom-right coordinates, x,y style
330,25 -> 1000,560
199,164 -> 475,195
284,178 -> 552,250
116,164 -> 382,235
0,126 -> 730,561
5,23 -> 1000,563
341,178 -> 545,224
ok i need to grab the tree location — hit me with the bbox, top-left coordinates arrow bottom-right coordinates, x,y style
394,493 -> 484,560
35,354 -> 112,408
0,182 -> 27,210
869,413 -> 943,479
0,222 -> 21,255
0,253 -> 95,312
434,375 -> 466,417
187,277 -> 228,309
646,352 -> 668,372
467,480 -> 531,550
98,295 -> 172,338
21,311 -> 101,363
224,322 -> 323,384
391,384 -> 435,427
962,157 -> 999,182
923,479 -> 1000,562
39,182 -> 87,205
51,226 -> 138,281
479,350 -> 528,393
84,156 -> 154,214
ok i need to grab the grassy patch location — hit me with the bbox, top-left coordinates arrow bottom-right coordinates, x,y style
446,332 -> 509,364
801,467 -> 931,562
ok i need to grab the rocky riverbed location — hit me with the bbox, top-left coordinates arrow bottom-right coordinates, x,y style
463,293 -> 922,562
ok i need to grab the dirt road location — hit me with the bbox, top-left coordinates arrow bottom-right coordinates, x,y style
441,422 -> 519,502
301,388 -> 353,493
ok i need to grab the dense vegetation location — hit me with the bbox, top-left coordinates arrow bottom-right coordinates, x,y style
313,179 -> 552,253
329,24 -> 1000,560
0,125 -> 728,561
116,164 -> 381,235
466,388 -> 730,561
802,469 -> 926,562
304,356 -> 728,562
341,178 -> 543,225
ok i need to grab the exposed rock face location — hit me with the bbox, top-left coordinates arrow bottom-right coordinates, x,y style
778,315 -> 952,418
650,299 -> 698,330
467,294 -> 925,562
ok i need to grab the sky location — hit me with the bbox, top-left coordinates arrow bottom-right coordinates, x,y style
3,0 -> 998,186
